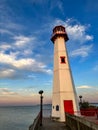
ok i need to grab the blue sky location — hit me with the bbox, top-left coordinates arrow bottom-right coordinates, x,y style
0,0 -> 98,106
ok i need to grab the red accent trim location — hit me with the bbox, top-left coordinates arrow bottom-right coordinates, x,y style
51,25 -> 69,43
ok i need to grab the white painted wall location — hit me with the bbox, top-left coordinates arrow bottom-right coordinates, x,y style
52,36 -> 79,122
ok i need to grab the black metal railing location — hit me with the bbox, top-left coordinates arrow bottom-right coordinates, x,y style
43,109 -> 51,117
29,112 -> 40,130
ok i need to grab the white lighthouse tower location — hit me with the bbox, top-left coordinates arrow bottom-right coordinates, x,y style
51,25 -> 79,122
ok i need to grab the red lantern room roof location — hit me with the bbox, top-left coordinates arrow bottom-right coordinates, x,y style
51,25 -> 69,43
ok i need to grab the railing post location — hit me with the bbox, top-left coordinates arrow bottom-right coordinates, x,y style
96,107 -> 98,120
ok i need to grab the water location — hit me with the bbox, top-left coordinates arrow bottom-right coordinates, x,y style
0,105 -> 51,130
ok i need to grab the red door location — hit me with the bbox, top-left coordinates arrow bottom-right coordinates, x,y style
64,100 -> 74,114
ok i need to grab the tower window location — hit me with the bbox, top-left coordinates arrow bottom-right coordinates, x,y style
56,105 -> 59,111
60,56 -> 66,63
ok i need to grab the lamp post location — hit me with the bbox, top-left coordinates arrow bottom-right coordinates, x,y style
79,95 -> 82,103
79,95 -> 82,108
39,90 -> 44,126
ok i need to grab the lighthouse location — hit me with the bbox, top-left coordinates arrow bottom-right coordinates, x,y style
51,25 -> 79,122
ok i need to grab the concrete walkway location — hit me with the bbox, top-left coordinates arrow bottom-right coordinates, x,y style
39,118 -> 68,130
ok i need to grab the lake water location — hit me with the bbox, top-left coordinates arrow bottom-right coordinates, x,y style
0,105 -> 51,130
0,103 -> 97,130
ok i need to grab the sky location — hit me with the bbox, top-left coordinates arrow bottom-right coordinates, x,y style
0,0 -> 98,106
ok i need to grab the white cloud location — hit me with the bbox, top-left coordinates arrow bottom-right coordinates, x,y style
6,22 -> 24,31
0,69 -> 16,79
53,18 -> 93,43
70,44 -> 93,57
0,34 -> 38,57
0,18 -> 94,79
0,52 -> 52,79
77,85 -> 92,89
0,88 -> 18,95
0,29 -> 13,35
53,19 -> 65,27
0,53 -> 16,65
0,21 -> 25,32
0,88 -> 8,91
0,44 -> 11,51
66,24 -> 93,43
13,35 -> 35,48
86,35 -> 93,40
0,29 -> 52,79
23,49 -> 33,56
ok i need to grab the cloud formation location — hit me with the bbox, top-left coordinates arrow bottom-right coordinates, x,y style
0,18 -> 94,79
0,28 -> 13,35
77,85 -> 92,89
53,18 -> 93,43
0,88 -> 18,95
70,44 -> 93,57
53,18 -> 93,58
66,23 -> 93,43
0,31 -> 52,79
0,52 -> 52,79
14,35 -> 35,48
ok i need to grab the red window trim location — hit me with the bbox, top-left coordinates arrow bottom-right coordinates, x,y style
60,56 -> 66,64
